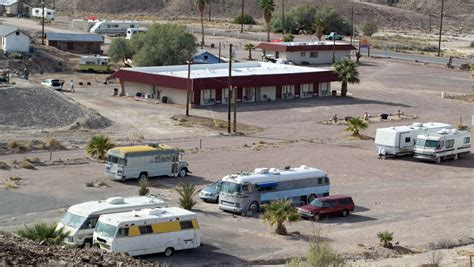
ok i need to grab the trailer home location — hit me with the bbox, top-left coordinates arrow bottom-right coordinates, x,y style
375,122 -> 452,158
414,129 -> 471,163
31,7 -> 55,20
79,55 -> 111,73
126,27 -> 147,39
89,20 -> 139,36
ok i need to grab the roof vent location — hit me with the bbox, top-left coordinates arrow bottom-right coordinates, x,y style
269,168 -> 280,174
106,197 -> 125,204
300,165 -> 307,169
254,168 -> 269,174
437,128 -> 450,135
412,122 -> 423,127
146,208 -> 166,216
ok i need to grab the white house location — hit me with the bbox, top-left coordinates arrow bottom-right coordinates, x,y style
0,25 -> 31,52
256,41 -> 357,65
0,0 -> 31,16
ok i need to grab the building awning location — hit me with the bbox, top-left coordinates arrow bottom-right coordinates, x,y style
256,182 -> 278,188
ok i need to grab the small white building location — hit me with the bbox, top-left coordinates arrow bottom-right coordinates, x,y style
256,41 -> 357,65
0,0 -> 31,16
0,25 -> 30,52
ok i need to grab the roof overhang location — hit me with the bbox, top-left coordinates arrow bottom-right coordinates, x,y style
256,42 -> 357,52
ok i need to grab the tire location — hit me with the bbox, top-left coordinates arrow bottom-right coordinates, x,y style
341,209 -> 349,217
139,172 -> 148,179
178,168 -> 187,177
164,247 -> 174,257
308,194 -> 317,204
215,195 -> 219,204
248,201 -> 260,213
83,240 -> 92,249
313,214 -> 320,221
453,154 -> 458,160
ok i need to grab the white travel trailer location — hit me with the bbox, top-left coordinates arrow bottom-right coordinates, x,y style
126,27 -> 147,39
56,196 -> 167,248
375,122 -> 452,158
89,20 -> 139,36
31,8 -> 56,21
414,129 -> 471,163
93,207 -> 201,256
218,165 -> 330,214
105,144 -> 189,180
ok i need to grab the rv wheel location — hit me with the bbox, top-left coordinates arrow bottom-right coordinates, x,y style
341,209 -> 349,217
248,202 -> 260,213
139,172 -> 148,179
178,168 -> 188,177
164,247 -> 174,257
83,240 -> 92,249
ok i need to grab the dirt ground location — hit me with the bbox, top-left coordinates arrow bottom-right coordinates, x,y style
1,56 -> 473,266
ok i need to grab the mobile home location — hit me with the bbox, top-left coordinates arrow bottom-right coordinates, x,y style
79,55 -> 111,73
375,122 -> 452,158
126,27 -> 147,40
93,207 -> 201,256
31,7 -> 56,20
105,144 -> 189,180
218,165 -> 330,214
414,129 -> 471,163
89,20 -> 139,36
56,196 -> 167,248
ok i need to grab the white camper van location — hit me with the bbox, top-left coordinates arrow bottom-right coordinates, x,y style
89,20 -> 139,36
126,27 -> 147,39
56,196 -> 167,248
414,129 -> 471,163
93,207 -> 201,256
375,122 -> 452,158
32,8 -> 56,20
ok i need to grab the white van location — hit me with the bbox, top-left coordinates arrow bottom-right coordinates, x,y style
126,27 -> 147,39
414,129 -> 471,163
32,8 -> 56,21
93,207 -> 201,256
56,196 -> 167,248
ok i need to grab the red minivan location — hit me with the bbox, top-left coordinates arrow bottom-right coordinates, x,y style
297,195 -> 355,221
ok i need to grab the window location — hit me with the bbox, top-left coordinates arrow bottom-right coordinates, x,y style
107,155 -> 119,164
445,140 -> 454,149
338,198 -> 353,205
275,51 -> 279,58
318,178 -> 323,185
80,216 -> 99,229
242,184 -> 253,193
117,227 -> 129,237
16,31 -> 20,36
282,85 -> 294,99
324,177 -> 330,184
464,137 -> 471,144
310,52 -> 318,58
405,137 -> 411,143
139,225 -> 153,235
179,221 -> 194,230
300,52 -> 306,57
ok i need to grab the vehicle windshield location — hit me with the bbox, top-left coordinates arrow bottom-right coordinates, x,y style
221,181 -> 241,194
95,221 -> 117,238
60,212 -> 87,229
416,139 -> 439,148
107,155 -> 126,165
309,199 -> 325,208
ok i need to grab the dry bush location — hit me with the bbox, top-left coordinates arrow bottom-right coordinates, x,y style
24,157 -> 41,164
19,160 -> 36,170
45,138 -> 64,150
0,161 -> 10,170
3,181 -> 18,189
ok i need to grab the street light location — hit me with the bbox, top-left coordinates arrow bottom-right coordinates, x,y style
186,61 -> 192,116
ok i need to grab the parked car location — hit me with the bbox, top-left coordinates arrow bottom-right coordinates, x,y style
41,79 -> 64,91
297,195 -> 355,221
199,180 -> 222,203
325,32 -> 343,40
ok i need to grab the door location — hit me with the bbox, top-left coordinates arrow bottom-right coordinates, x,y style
399,132 -> 413,149
255,87 -> 261,102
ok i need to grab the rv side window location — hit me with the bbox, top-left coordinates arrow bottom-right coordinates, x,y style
318,178 -> 323,185
138,225 -> 153,235
130,25 -> 135,28
464,137 -> 471,144
80,216 -> 98,229
445,140 -> 454,149
242,184 -> 253,193
405,137 -> 411,143
117,227 -> 129,237
179,221 -> 193,230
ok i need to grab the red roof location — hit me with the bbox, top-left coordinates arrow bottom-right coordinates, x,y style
256,42 -> 357,52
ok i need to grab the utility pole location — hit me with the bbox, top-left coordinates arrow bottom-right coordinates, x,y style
41,1 -> 45,45
218,42 -> 221,61
282,0 -> 285,32
429,10 -> 432,34
233,86 -> 237,133
227,44 -> 233,134
437,0 -> 444,57
208,0 -> 211,21
350,5 -> 354,45
186,61 -> 192,116
240,0 -> 244,33
332,37 -> 336,63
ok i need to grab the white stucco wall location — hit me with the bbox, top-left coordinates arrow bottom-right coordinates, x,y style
279,50 -> 351,65
3,32 -> 30,52
260,86 -> 276,101
123,81 -> 187,105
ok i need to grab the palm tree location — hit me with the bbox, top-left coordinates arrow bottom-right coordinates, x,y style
345,117 -> 368,137
195,0 -> 207,49
261,199 -> 299,235
313,19 -> 325,41
377,231 -> 394,248
244,43 -> 255,59
332,58 -> 360,97
86,134 -> 114,161
175,182 -> 199,210
18,223 -> 69,245
260,0 -> 275,42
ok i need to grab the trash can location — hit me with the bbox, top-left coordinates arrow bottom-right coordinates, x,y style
162,96 -> 168,103
331,90 -> 337,96
380,114 -> 389,120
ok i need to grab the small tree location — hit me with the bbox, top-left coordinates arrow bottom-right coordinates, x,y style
86,135 -> 114,161
233,14 -> 256,25
261,199 -> 299,235
282,34 -> 294,42
138,177 -> 150,196
17,223 -> 69,245
109,38 -> 133,67
313,19 -> 325,41
377,231 -> 394,248
355,51 -> 362,63
244,43 -> 255,60
260,0 -> 276,42
333,58 -> 360,97
45,138 -> 64,161
175,182 -> 199,210
361,19 -> 378,37
345,117 -> 368,137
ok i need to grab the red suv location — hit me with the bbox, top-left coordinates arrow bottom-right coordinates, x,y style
297,195 -> 355,221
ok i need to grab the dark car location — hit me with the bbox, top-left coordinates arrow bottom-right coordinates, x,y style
297,195 -> 355,221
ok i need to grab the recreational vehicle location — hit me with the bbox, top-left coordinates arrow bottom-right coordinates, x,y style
93,207 -> 201,256
414,129 -> 471,163
218,165 -> 330,214
126,27 -> 147,39
105,144 -> 189,180
89,20 -> 139,36
56,196 -> 167,248
31,8 -> 56,21
79,55 -> 111,73
375,122 -> 452,158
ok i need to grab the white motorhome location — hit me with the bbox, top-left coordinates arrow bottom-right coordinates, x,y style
31,8 -> 56,21
56,196 -> 167,248
218,165 -> 330,214
105,144 -> 189,180
93,207 -> 201,256
89,20 -> 139,36
375,122 -> 452,158
126,27 -> 147,39
414,129 -> 471,163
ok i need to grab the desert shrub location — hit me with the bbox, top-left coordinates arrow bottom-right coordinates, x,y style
138,177 -> 150,196
17,223 -> 69,245
86,134 -> 114,160
306,241 -> 346,266
3,181 -> 18,189
45,138 -> 64,150
7,140 -> 19,149
261,199 -> 299,235
85,181 -> 94,187
233,14 -> 256,25
24,157 -> 41,164
345,117 -> 368,136
282,34 -> 294,42
175,182 -> 199,210
377,231 -> 394,248
361,19 -> 378,37
0,161 -> 10,170
19,160 -> 36,170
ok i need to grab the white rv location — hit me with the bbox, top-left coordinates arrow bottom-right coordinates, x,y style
56,196 -> 167,248
414,129 -> 471,163
126,27 -> 147,39
89,20 -> 139,36
93,207 -> 201,256
31,8 -> 56,21
375,122 -> 452,158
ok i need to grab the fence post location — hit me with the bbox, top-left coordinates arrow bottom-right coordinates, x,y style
199,139 -> 202,149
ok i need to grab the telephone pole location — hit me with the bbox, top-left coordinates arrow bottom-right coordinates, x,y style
41,1 -> 45,45
240,0 -> 244,33
208,0 -> 211,21
227,44 -> 233,134
429,10 -> 432,34
186,61 -> 192,116
350,5 -> 354,44
437,0 -> 444,57
282,0 -> 285,32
